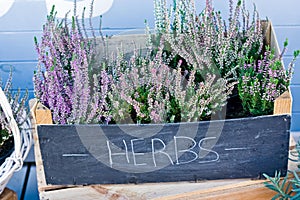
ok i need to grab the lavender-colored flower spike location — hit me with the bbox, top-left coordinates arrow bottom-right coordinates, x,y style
33,5 -> 109,124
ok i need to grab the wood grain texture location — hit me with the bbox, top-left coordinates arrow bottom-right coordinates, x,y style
30,99 -> 53,125
0,188 -> 17,200
274,91 -> 292,115
29,99 -> 50,194
153,179 -> 275,200
158,185 -> 277,200
36,179 -> 276,200
39,186 -> 127,200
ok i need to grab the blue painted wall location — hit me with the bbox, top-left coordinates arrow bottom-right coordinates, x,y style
0,0 -> 299,130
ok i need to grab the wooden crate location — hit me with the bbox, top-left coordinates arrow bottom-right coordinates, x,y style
29,20 -> 296,199
29,90 -> 295,200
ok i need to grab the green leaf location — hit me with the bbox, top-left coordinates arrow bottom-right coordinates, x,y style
34,36 -> 38,45
271,193 -> 281,200
284,38 -> 288,48
293,171 -> 300,182
292,188 -> 300,192
291,193 -> 300,200
294,50 -> 300,58
72,16 -> 76,30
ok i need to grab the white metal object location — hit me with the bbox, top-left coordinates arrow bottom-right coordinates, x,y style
45,0 -> 114,19
0,87 -> 32,194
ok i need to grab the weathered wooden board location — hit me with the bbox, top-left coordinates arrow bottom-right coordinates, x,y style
274,91 -> 292,115
36,114 -> 290,185
37,179 -> 277,200
0,188 -> 17,200
152,179 -> 278,200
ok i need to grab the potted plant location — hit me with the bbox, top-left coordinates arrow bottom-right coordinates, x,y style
263,142 -> 300,199
0,70 -> 32,195
31,0 -> 299,190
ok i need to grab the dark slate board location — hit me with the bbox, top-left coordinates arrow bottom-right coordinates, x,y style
37,114 -> 290,185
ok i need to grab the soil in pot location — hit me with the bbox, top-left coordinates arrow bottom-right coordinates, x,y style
226,88 -> 248,119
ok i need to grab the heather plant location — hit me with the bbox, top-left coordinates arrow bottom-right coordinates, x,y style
154,0 -> 263,78
0,70 -> 28,147
109,41 -> 234,124
154,0 -> 299,117
34,0 -> 297,125
33,6 -> 109,124
108,47 -> 174,124
238,40 -> 300,116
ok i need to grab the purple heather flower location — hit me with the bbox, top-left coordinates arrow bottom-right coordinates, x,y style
33,10 -> 109,124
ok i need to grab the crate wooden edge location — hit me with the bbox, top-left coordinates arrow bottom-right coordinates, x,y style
153,180 -> 276,200
154,173 -> 297,200
36,179 -> 279,200
29,99 -> 51,193
274,91 -> 292,115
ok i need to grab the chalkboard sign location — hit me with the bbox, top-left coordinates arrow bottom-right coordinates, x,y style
37,114 -> 290,185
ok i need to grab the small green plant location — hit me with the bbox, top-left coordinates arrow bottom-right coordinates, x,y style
264,142 -> 300,199
263,171 -> 293,200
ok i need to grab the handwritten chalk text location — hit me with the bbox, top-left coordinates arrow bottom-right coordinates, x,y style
107,136 -> 219,168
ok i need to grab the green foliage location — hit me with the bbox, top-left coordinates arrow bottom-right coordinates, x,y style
108,46 -> 233,124
35,0 -> 299,124
155,0 -> 264,78
238,43 -> 299,116
264,142 -> 300,199
0,129 -> 10,147
263,171 -> 293,200
153,0 -> 300,118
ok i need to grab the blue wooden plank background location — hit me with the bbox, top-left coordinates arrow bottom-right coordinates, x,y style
0,0 -> 299,131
